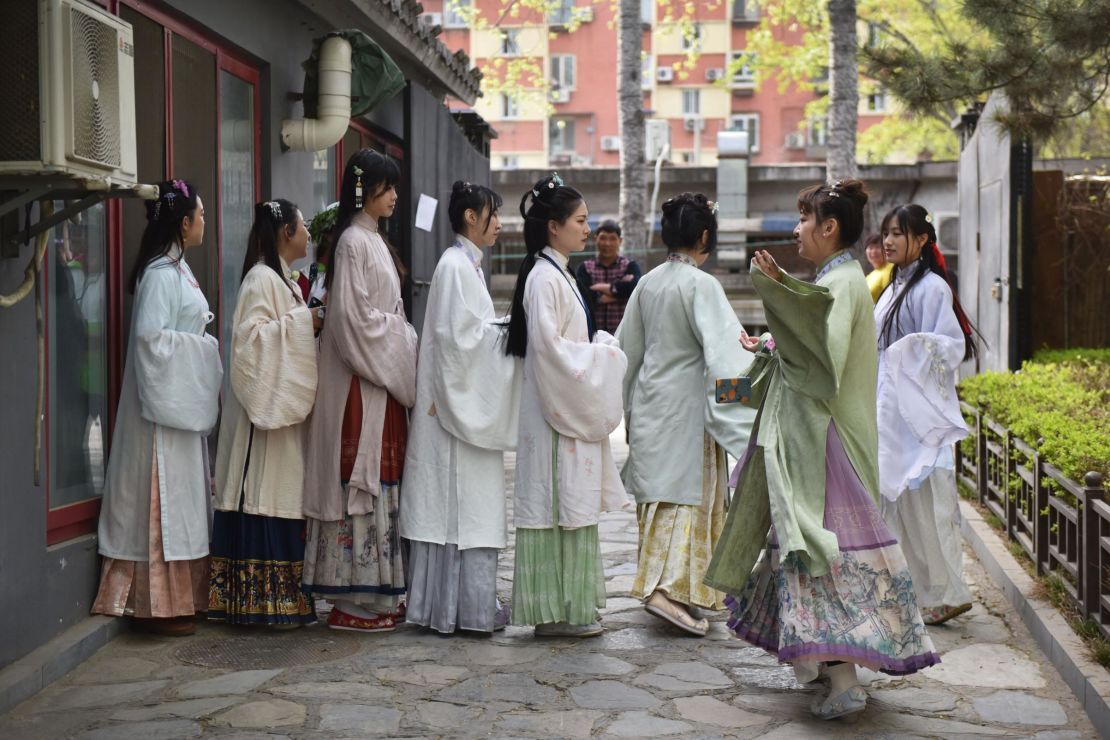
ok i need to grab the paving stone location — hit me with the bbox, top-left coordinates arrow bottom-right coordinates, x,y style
875,713 -> 1012,736
600,597 -> 644,614
538,653 -> 636,676
604,711 -> 693,737
924,644 -> 1046,689
732,664 -> 806,690
972,690 -> 1067,725
268,680 -> 394,701
28,679 -> 169,712
870,687 -> 959,713
598,627 -> 673,651
605,562 -> 638,576
110,696 -> 240,721
496,709 -> 602,738
212,698 -> 305,728
732,690 -> 820,718
606,575 -> 636,594
413,700 -> 483,729
673,696 -> 770,729
318,703 -> 402,733
436,674 -> 558,706
699,645 -> 781,667
1031,732 -> 1083,740
634,661 -> 733,691
77,719 -> 202,740
71,657 -> 161,684
569,680 -> 660,710
373,664 -> 468,686
459,643 -> 547,667
176,669 -> 282,698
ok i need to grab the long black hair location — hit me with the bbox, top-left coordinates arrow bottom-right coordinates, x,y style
448,180 -> 502,234
796,178 -> 869,248
504,174 -> 586,358
241,199 -> 301,298
326,148 -> 403,291
661,192 -> 718,253
127,179 -> 199,293
878,204 -> 979,361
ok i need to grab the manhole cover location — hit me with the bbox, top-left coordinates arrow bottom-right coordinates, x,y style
175,625 -> 365,669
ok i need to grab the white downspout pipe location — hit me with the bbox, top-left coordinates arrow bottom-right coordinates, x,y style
281,36 -> 353,151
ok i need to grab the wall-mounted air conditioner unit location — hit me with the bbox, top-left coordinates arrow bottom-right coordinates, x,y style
645,119 -> 671,161
550,88 -> 570,104
706,68 -> 725,82
656,67 -> 675,82
0,0 -> 137,184
683,116 -> 706,132
601,136 -> 621,152
420,12 -> 443,28
784,131 -> 806,149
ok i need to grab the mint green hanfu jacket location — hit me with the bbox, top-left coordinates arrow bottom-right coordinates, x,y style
704,251 -> 879,590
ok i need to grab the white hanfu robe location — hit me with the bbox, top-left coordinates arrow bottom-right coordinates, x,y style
513,247 -> 629,531
98,248 -> 222,562
875,264 -> 973,608
213,260 -> 317,518
400,236 -> 521,550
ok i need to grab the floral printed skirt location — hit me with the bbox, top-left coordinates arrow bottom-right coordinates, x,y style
632,433 -> 727,609
725,422 -> 940,681
208,509 -> 315,626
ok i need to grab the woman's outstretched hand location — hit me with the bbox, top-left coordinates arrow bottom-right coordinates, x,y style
739,330 -> 761,352
752,250 -> 783,282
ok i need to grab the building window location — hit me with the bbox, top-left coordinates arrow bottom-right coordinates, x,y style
807,117 -> 828,146
730,50 -> 756,85
500,28 -> 520,55
548,0 -> 574,26
728,113 -> 760,152
867,21 -> 883,48
867,87 -> 888,113
550,117 -> 576,152
501,93 -> 519,119
444,0 -> 470,27
682,23 -> 701,51
682,89 -> 700,115
551,54 -> 576,93
681,152 -> 696,163
641,54 -> 653,90
732,0 -> 758,21
500,155 -> 520,169
641,0 -> 653,23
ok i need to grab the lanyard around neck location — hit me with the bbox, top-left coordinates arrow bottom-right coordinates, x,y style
538,252 -> 596,340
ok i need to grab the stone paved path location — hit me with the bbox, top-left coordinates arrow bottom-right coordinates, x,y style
0,427 -> 1097,738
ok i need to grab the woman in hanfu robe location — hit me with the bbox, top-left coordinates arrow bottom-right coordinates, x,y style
875,204 -> 977,626
705,180 -> 939,720
92,180 -> 222,636
618,193 -> 756,636
504,174 -> 629,638
401,181 -> 521,634
302,149 -> 418,633
209,199 -> 322,626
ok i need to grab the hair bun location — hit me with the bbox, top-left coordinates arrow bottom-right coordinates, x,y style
834,178 -> 869,207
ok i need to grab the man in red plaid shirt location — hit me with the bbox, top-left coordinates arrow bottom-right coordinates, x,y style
575,219 -> 642,334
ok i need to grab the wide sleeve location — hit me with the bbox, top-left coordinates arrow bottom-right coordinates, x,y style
886,280 -> 969,447
328,237 -> 418,407
527,272 -> 627,442
230,271 -> 318,431
430,259 -> 521,450
691,279 -> 756,457
751,264 -> 838,400
133,266 -> 222,433
615,284 -> 645,425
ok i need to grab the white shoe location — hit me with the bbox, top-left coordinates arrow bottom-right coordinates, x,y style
534,621 -> 604,638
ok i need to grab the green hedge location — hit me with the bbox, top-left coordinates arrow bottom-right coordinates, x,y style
959,350 -> 1110,482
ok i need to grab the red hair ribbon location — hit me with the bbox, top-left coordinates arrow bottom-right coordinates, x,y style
933,242 -> 973,338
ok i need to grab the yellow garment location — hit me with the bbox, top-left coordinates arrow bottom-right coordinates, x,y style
867,262 -> 894,303
632,433 -> 727,609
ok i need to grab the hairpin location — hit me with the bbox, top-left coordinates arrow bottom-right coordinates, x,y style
171,179 -> 189,198
709,200 -> 719,215
266,201 -> 282,221
152,201 -> 161,220
924,212 -> 933,224
353,165 -> 364,208
463,181 -> 473,193
551,172 -> 564,187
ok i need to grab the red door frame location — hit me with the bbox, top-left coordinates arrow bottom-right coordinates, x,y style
46,0 -> 262,545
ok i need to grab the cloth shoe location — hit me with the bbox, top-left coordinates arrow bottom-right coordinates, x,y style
643,591 -> 709,636
327,608 -> 396,633
534,621 -> 603,638
493,601 -> 511,631
811,685 -> 867,720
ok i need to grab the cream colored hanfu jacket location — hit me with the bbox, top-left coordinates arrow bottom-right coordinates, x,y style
214,260 -> 318,519
98,248 -> 222,561
617,255 -> 757,506
302,212 -> 418,521
400,236 -> 523,550
874,264 -> 969,502
514,247 -> 630,530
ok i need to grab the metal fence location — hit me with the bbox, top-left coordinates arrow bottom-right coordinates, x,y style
956,401 -> 1109,636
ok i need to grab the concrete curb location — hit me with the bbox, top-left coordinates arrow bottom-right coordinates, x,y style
960,499 -> 1110,737
0,615 -> 124,715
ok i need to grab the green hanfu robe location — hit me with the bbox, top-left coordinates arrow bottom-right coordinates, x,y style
704,251 -> 879,591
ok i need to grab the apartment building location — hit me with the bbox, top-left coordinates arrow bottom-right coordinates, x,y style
420,0 -> 893,168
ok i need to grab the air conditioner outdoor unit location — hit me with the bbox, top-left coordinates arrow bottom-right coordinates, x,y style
706,68 -> 725,82
784,131 -> 806,149
601,136 -> 621,152
683,116 -> 706,132
656,67 -> 675,82
0,0 -> 137,184
420,12 -> 443,28
550,88 -> 570,104
645,119 -> 671,161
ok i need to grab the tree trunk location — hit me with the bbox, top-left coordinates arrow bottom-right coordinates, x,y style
827,0 -> 859,183
618,0 -> 648,252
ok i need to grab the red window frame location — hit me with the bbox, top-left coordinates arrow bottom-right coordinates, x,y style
46,0 -> 262,545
